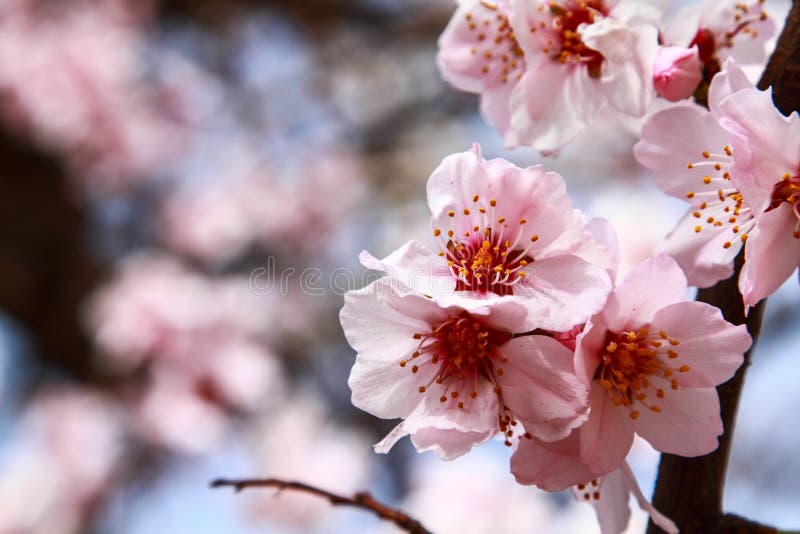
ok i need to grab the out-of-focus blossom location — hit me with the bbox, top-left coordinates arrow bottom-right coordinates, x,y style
387,449 -> 556,534
341,277 -> 588,460
86,253 -> 285,452
0,389 -> 123,534
653,45 -> 703,102
161,150 -> 367,263
247,395 -> 373,531
362,145 -> 612,332
573,255 -> 750,473
0,0 -> 184,193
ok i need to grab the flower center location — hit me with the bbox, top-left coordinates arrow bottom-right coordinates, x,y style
768,173 -> 800,238
433,196 -> 540,295
401,313 -> 525,445
545,0 -> 606,78
596,327 -> 692,420
689,1 -> 769,78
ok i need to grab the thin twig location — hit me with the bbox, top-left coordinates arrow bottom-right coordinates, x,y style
210,478 -> 433,534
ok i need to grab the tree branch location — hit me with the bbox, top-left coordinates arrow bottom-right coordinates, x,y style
647,2 -> 800,532
210,478 -> 433,534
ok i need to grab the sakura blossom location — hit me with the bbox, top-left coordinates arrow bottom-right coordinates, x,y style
86,253 -> 285,452
634,58 -> 757,288
0,389 -> 124,534
362,144 -> 612,332
340,277 -> 589,460
509,0 -> 666,152
573,255 -> 750,473
437,0 -> 524,146
661,0 -> 774,81
438,0 -> 667,152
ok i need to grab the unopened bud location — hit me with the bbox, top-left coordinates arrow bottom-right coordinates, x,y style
653,46 -> 703,102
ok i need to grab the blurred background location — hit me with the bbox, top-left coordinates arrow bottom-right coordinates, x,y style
0,0 -> 796,532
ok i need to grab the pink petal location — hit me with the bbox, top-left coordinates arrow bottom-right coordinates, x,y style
342,279 -> 443,419
509,58 -> 604,152
655,206 -> 745,288
720,87 -> 800,214
621,462 -> 678,534
577,217 -> 620,282
517,254 -> 612,331
579,383 -> 635,474
427,146 -> 493,236
650,301 -> 750,387
602,255 -> 687,332
481,80 -> 519,147
632,386 -> 722,456
511,431 -> 596,491
340,279 -> 439,364
436,0 -> 519,94
740,203 -> 800,306
634,104 -> 732,205
348,355 -> 437,420
707,58 -> 754,114
584,468 -> 632,534
574,315 -> 608,386
581,19 -> 658,116
403,379 -> 500,460
497,335 -> 589,442
359,241 -> 456,299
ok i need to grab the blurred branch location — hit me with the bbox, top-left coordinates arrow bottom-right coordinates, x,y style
647,2 -> 800,532
210,477 -> 433,534
0,126 -> 106,380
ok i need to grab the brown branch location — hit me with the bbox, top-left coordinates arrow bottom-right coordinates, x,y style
647,2 -> 800,532
210,478 -> 433,534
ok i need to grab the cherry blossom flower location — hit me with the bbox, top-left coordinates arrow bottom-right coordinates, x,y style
662,0 -> 774,80
572,255 -> 750,473
437,0 -> 524,146
637,57 -> 800,305
634,58 -> 756,288
361,145 -> 612,332
718,84 -> 800,305
340,277 -> 589,460
508,0 -> 666,152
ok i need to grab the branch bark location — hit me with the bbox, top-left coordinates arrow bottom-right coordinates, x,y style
210,478 -> 433,534
647,2 -> 800,532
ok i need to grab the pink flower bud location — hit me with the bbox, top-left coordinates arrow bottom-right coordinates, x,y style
653,46 -> 703,102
